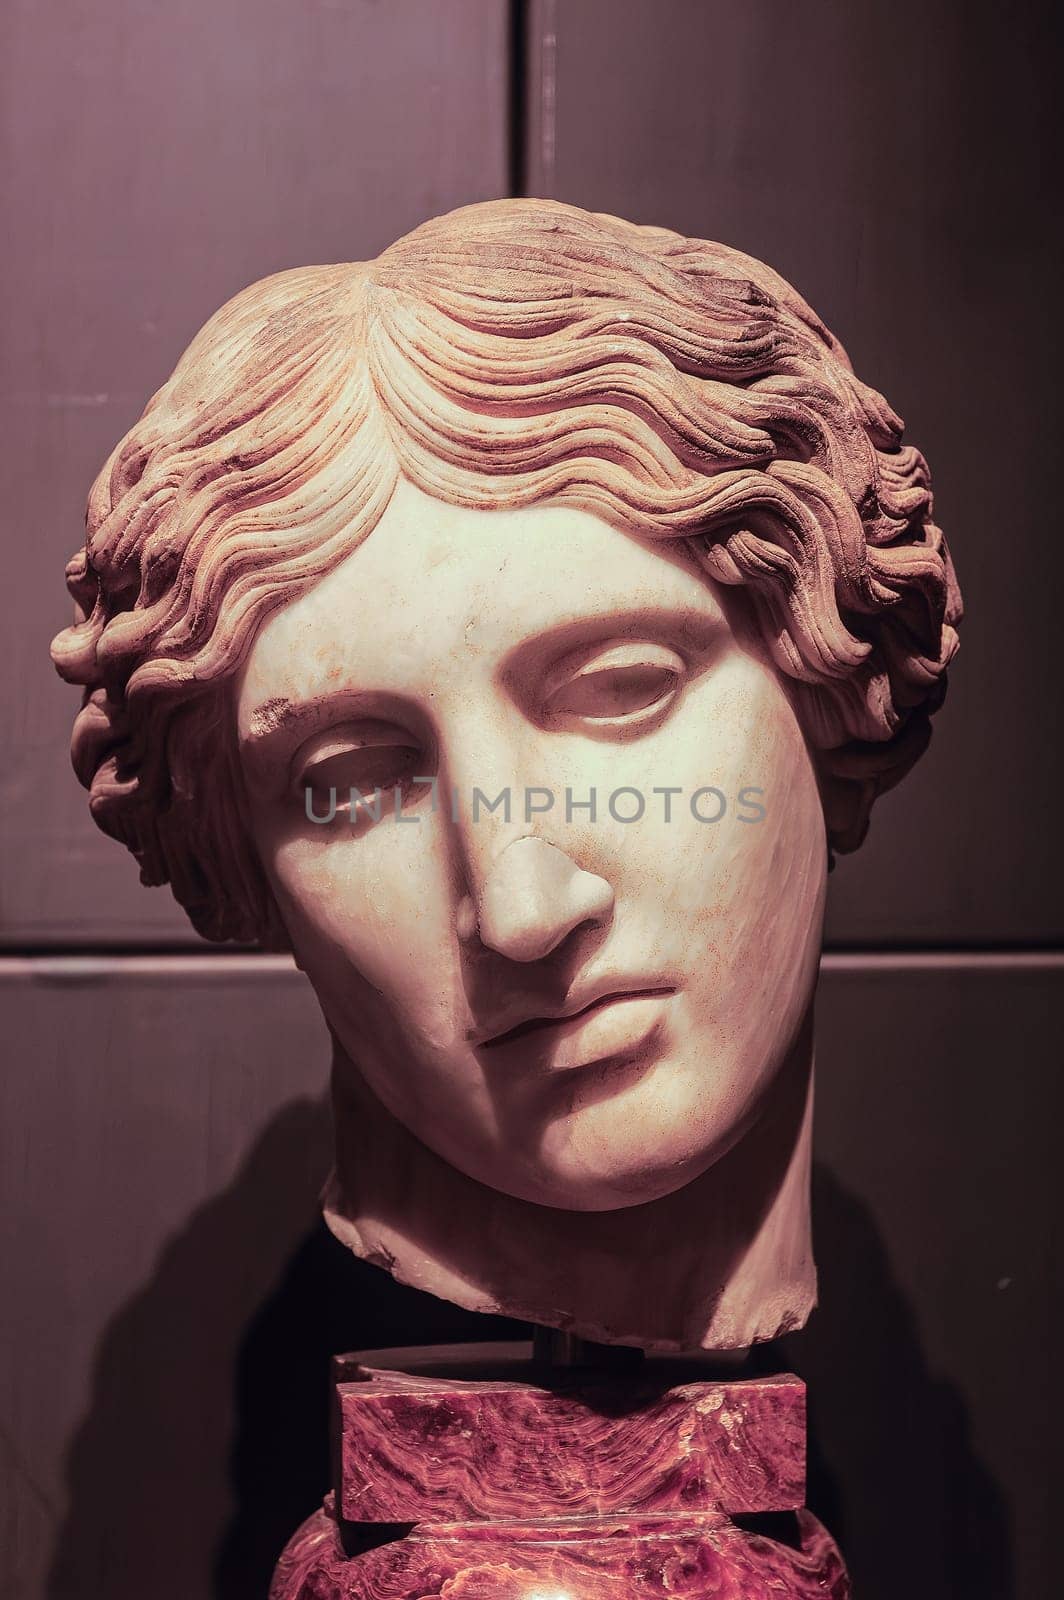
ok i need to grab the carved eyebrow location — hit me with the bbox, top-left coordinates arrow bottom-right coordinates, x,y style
245,695 -> 306,741
241,600 -> 727,748
499,602 -> 727,689
241,691 -> 388,753
240,604 -> 723,742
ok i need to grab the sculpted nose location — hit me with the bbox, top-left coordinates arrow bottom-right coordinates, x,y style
468,835 -> 614,963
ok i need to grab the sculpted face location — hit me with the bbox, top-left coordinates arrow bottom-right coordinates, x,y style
236,480 -> 827,1212
52,199 -> 960,1341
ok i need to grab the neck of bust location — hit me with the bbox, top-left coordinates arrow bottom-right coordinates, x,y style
322,1008 -> 816,1353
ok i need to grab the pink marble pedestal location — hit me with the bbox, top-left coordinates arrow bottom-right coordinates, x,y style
270,1345 -> 850,1599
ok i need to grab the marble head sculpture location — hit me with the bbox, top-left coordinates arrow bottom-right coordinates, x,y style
52,199 -> 961,1351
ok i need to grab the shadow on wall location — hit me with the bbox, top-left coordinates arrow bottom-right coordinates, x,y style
213,1199 -> 526,1596
46,1098 -> 333,1600
780,1165 -> 1013,1600
45,1096 -> 524,1600
47,1117 -> 1010,1600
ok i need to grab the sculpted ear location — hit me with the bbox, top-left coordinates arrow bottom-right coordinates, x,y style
818,770 -> 876,856
816,712 -> 935,857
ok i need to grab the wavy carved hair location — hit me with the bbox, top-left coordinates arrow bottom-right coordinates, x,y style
52,198 -> 961,943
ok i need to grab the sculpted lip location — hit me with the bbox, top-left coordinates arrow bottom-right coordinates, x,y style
478,985 -> 676,1051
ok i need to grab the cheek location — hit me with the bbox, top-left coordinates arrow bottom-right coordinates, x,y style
634,660 -> 825,1067
703,706 -> 825,1074
255,817 -> 462,1043
620,651 -> 825,905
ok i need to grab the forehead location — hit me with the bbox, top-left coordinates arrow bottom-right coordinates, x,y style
237,478 -> 725,724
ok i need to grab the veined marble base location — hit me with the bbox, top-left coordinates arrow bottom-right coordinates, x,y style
270,1345 -> 850,1599
273,1502 -> 850,1599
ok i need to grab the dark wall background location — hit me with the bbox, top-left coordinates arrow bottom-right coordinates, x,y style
2,3 -> 1060,1598
524,0 -> 1064,948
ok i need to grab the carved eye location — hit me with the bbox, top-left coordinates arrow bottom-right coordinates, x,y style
545,643 -> 685,728
295,722 -> 427,821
